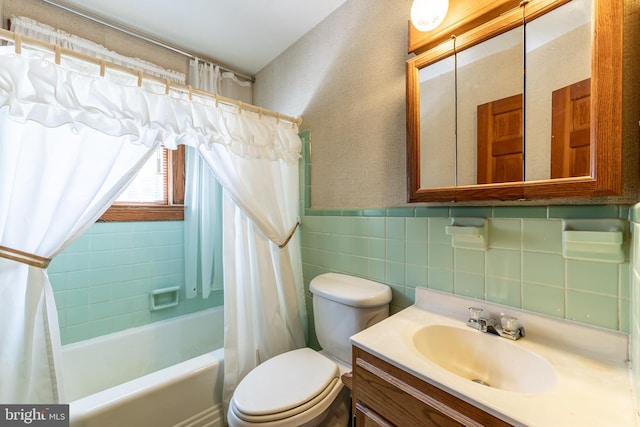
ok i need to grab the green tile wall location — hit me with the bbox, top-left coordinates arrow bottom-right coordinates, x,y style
302,212 -> 630,332
299,131 -> 631,333
629,206 -> 640,410
48,221 -> 222,345
301,210 -> 630,332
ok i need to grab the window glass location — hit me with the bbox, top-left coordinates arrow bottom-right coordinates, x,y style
115,147 -> 168,204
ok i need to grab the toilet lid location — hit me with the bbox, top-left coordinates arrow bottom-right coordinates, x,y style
232,348 -> 339,418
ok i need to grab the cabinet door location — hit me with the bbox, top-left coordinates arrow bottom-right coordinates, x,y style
352,346 -> 512,427
355,403 -> 394,427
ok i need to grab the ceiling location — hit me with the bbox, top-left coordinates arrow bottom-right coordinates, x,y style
46,0 -> 348,75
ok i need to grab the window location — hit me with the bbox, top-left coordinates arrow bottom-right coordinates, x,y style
116,147 -> 168,203
99,146 -> 185,221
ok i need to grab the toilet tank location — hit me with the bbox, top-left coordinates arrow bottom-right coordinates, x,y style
310,273 -> 392,365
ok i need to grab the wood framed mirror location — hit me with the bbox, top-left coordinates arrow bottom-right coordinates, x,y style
406,0 -> 622,203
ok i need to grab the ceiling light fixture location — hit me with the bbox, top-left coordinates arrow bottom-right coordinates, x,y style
410,0 -> 449,32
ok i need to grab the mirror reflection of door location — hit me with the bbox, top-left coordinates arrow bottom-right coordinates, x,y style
477,94 -> 523,184
551,78 -> 591,178
525,0 -> 592,181
456,26 -> 524,186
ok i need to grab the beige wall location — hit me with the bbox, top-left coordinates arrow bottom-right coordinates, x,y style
254,0 -> 411,208
255,0 -> 640,209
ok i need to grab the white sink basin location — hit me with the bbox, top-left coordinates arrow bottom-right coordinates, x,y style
412,325 -> 557,393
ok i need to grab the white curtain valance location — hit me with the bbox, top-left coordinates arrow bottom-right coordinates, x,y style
10,15 -> 186,84
0,48 -> 301,163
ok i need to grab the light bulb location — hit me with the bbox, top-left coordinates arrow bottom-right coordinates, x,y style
410,0 -> 449,32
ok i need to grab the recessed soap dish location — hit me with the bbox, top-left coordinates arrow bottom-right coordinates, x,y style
150,286 -> 180,311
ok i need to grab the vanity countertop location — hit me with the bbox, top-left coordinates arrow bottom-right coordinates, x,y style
350,287 -> 638,427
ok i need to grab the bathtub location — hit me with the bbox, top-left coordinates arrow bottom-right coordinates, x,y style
64,306 -> 225,427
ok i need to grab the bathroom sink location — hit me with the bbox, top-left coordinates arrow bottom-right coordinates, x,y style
412,325 -> 557,393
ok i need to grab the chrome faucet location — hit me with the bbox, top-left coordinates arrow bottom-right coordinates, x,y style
467,307 -> 524,340
467,307 -> 496,332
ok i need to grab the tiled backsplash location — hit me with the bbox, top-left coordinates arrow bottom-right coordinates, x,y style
299,131 -> 630,333
301,209 -> 630,333
48,221 -> 222,345
630,206 -> 640,410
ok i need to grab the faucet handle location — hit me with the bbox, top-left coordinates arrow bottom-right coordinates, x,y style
500,314 -> 519,333
499,314 -> 524,339
468,306 -> 483,320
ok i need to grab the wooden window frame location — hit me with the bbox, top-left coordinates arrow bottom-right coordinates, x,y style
99,146 -> 185,222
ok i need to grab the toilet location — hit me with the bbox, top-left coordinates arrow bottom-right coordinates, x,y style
227,272 -> 392,427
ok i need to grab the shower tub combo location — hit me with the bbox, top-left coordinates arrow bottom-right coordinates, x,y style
64,306 -> 225,427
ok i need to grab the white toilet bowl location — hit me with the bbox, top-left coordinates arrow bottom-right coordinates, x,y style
227,273 -> 392,427
227,348 -> 351,427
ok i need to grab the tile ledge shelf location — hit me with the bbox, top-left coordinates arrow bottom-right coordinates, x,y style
561,219 -> 626,263
445,217 -> 487,250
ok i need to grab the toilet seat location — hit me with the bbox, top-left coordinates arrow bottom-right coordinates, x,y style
230,348 -> 343,424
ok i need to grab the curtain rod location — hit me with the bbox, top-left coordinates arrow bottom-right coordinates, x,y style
39,0 -> 256,82
0,29 -> 302,126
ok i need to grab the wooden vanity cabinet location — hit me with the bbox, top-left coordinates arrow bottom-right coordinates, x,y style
351,346 -> 513,427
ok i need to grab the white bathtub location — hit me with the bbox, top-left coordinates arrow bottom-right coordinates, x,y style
64,306 -> 225,427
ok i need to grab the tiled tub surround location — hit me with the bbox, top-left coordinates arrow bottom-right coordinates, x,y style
301,205 -> 631,333
48,221 -> 222,345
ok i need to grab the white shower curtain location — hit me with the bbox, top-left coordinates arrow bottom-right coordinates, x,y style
188,58 -> 253,102
196,141 -> 306,410
0,49 -> 163,401
184,58 -> 252,299
184,145 -> 224,298
184,59 -> 226,297
187,58 -> 307,405
0,45 -> 305,404
0,115 -> 158,403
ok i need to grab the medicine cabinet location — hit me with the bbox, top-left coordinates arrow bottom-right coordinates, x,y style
406,0 -> 622,202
